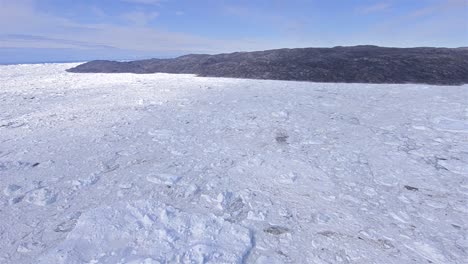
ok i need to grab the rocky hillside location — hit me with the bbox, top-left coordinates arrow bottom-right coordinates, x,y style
67,46 -> 468,85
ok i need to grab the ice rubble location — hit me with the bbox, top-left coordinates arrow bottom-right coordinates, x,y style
0,63 -> 467,263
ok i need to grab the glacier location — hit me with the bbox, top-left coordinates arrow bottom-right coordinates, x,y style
0,63 -> 467,263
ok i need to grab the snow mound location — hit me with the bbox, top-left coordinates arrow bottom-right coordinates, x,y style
39,200 -> 252,264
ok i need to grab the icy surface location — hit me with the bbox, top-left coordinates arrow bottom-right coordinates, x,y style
38,200 -> 252,264
0,63 -> 467,263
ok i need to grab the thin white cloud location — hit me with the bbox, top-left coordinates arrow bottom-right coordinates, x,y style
357,2 -> 391,14
408,0 -> 466,18
0,0 -> 75,34
0,34 -> 113,49
355,0 -> 467,47
121,0 -> 163,5
0,1 -> 285,54
122,11 -> 159,26
90,6 -> 106,18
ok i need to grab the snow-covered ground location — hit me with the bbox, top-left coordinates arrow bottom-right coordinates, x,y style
0,63 -> 467,264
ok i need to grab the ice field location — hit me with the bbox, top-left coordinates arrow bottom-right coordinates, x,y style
0,63 -> 467,263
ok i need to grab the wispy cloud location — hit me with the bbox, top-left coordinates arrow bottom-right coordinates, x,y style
224,5 -> 252,17
90,6 -> 106,18
223,4 -> 301,32
358,0 -> 467,47
0,0 -> 282,55
407,0 -> 466,18
122,11 -> 159,26
121,0 -> 163,5
0,34 -> 114,49
357,2 -> 391,14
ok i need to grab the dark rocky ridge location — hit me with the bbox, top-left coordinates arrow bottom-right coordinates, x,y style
67,46 -> 468,85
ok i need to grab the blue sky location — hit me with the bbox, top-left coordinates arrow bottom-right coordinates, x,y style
0,0 -> 467,63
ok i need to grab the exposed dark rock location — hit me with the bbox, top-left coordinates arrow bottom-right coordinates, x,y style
404,185 -> 419,191
275,133 -> 289,144
67,46 -> 468,85
264,226 -> 291,235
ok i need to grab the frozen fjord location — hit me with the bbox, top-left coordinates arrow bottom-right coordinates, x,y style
0,63 -> 467,263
